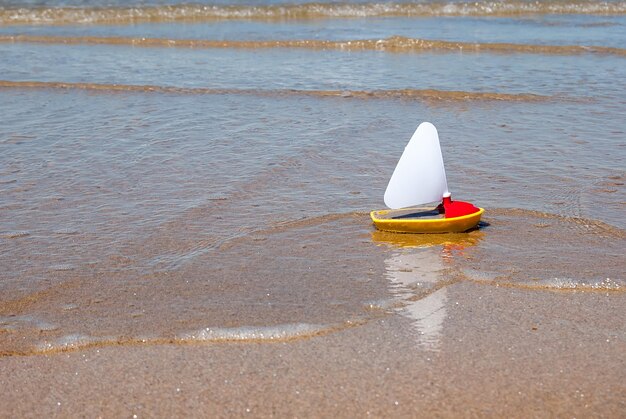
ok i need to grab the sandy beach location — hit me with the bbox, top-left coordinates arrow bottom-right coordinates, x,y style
1,0 -> 625,416
2,280 -> 624,417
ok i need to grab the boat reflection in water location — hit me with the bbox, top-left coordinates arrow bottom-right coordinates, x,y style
371,230 -> 484,350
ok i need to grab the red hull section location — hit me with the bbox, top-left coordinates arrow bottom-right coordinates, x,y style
442,196 -> 481,218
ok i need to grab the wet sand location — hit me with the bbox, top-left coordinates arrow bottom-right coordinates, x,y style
1,212 -> 624,416
1,88 -> 624,415
1,0 -> 625,415
1,281 -> 624,417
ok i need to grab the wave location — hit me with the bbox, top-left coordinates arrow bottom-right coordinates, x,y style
2,34 -> 624,56
453,207 -> 626,293
1,1 -> 625,25
486,207 -> 626,239
464,272 -> 625,292
0,321 -> 357,356
0,80 -> 555,102
0,230 -> 31,238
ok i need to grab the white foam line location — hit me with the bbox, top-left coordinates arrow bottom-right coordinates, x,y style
177,323 -> 329,342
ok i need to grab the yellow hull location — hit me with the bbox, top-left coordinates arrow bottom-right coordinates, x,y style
370,207 -> 484,234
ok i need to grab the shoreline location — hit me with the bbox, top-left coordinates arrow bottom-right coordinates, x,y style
2,281 -> 624,417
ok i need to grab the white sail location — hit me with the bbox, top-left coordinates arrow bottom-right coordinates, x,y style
383,122 -> 449,209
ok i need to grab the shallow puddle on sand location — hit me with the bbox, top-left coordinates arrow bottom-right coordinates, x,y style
1,209 -> 622,356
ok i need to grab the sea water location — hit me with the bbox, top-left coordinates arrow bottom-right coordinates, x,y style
0,0 -> 624,355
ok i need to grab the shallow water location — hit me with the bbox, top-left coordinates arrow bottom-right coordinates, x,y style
0,0 -> 625,356
2,15 -> 626,48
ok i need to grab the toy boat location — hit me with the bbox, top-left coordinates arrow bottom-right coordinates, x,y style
371,122 -> 483,234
